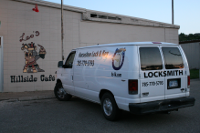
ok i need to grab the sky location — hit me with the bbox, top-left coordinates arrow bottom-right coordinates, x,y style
44,0 -> 200,34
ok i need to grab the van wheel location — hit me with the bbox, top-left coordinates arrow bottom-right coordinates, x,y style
101,93 -> 120,121
54,83 -> 72,101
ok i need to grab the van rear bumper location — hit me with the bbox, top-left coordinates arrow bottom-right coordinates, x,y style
129,97 -> 195,115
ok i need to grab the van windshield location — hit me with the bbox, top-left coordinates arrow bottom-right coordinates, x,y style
162,47 -> 184,69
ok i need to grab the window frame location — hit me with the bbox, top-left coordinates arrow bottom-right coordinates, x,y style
139,46 -> 163,71
161,46 -> 184,69
64,51 -> 76,69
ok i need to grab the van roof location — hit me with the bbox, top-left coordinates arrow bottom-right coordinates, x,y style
76,42 -> 178,50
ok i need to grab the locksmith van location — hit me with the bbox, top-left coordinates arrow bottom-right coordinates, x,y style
55,42 -> 195,121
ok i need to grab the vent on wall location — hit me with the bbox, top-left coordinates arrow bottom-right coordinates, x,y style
90,14 -> 121,21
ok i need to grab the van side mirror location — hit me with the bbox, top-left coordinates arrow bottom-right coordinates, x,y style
58,61 -> 63,67
62,63 -> 72,68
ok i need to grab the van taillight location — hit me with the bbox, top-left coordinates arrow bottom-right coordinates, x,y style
129,80 -> 138,94
188,76 -> 190,88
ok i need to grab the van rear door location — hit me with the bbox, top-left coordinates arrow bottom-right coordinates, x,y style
161,46 -> 186,99
139,46 -> 165,103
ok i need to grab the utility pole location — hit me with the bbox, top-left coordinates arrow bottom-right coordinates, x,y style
199,43 -> 200,79
61,0 -> 64,60
172,0 -> 174,25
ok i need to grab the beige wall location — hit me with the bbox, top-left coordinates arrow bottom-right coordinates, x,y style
164,28 -> 179,44
0,0 -> 81,92
80,21 -> 178,46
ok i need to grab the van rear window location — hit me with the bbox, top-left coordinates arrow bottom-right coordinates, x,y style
140,47 -> 163,70
162,47 -> 184,69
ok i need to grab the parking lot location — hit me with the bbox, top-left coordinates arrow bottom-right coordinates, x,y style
0,80 -> 199,133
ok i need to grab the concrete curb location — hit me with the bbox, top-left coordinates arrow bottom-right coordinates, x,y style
19,96 -> 55,101
0,96 -> 55,102
0,90 -> 55,102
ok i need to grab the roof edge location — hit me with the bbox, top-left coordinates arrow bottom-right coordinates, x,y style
12,0 -> 180,29
82,11 -> 180,29
179,40 -> 200,44
12,0 -> 87,13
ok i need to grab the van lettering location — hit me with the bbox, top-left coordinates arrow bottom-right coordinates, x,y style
144,73 -> 148,78
167,71 -> 173,76
99,51 -> 102,57
159,71 -> 163,77
79,50 -> 109,58
111,72 -> 122,77
163,71 -> 166,77
144,70 -> 184,78
179,70 -> 183,75
175,70 -> 178,76
148,72 -> 153,78
154,71 -> 158,77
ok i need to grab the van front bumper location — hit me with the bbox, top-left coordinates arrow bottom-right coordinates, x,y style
129,97 -> 195,115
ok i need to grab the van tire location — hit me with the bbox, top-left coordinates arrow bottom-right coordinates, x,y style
101,93 -> 120,121
54,83 -> 72,101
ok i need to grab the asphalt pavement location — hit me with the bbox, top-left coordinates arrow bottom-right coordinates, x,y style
0,79 -> 199,133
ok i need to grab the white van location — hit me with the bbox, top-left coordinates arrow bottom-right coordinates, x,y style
55,42 -> 195,121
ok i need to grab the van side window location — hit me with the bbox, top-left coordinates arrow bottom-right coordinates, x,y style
64,51 -> 76,68
162,47 -> 184,69
140,47 -> 163,70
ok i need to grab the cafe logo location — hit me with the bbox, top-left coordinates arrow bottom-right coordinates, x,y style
21,42 -> 46,73
112,48 -> 126,70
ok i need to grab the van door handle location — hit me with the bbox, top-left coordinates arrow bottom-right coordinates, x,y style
180,88 -> 185,92
142,92 -> 149,96
121,79 -> 126,82
71,75 -> 73,81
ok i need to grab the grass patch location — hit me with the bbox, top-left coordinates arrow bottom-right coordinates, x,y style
190,69 -> 199,79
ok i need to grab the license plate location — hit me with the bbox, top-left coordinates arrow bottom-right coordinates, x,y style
167,78 -> 181,89
169,80 -> 178,88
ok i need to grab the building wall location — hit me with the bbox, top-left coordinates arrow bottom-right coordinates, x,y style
80,22 -> 178,46
0,0 -> 179,92
0,0 -> 81,92
181,42 -> 200,69
164,28 -> 179,44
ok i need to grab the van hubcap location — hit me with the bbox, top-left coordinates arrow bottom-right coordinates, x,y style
57,87 -> 66,99
103,98 -> 113,116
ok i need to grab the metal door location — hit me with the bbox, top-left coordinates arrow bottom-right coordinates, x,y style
0,36 -> 3,92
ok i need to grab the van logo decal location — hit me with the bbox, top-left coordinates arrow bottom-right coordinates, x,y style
112,48 -> 126,70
